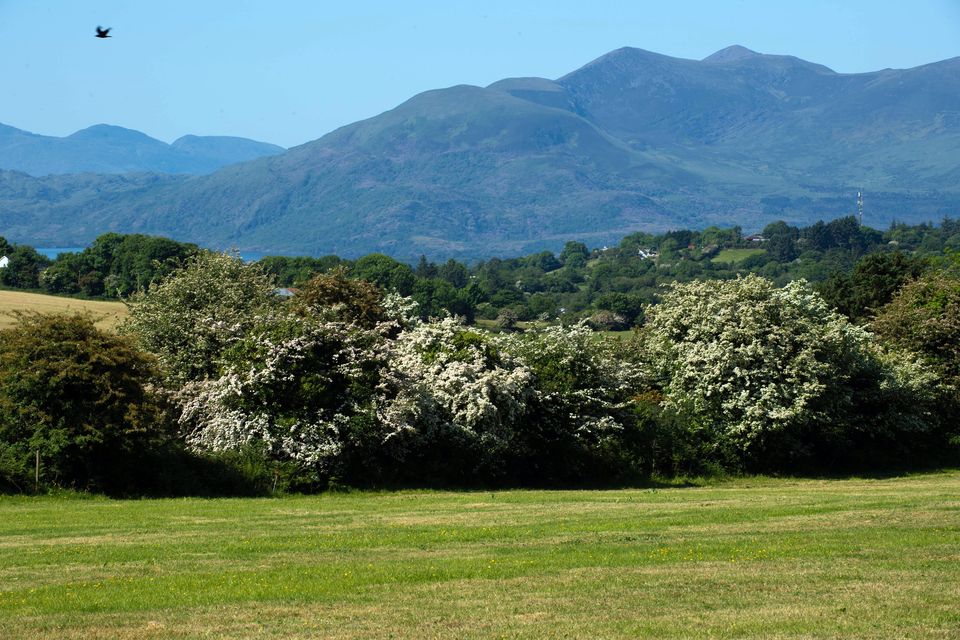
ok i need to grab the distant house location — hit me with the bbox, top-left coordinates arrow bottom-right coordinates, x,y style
745,234 -> 767,243
0,255 -> 8,269
273,287 -> 299,298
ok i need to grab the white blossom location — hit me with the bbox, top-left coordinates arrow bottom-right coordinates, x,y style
641,274 -> 939,454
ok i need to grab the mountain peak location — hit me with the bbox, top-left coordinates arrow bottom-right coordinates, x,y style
68,124 -> 161,144
702,45 -> 761,64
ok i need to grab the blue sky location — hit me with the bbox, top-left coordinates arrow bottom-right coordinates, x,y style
1,0 -> 958,147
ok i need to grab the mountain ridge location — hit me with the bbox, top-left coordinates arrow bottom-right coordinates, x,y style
1,45 -> 958,259
0,123 -> 284,176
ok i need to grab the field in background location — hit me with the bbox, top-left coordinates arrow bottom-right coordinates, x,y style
712,248 -> 766,264
1,473 -> 958,639
0,290 -> 127,331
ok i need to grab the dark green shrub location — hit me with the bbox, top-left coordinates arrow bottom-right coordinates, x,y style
0,313 -> 168,494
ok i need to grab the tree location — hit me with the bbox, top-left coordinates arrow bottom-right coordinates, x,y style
351,254 -> 416,295
67,233 -> 201,297
415,255 -> 437,279
500,322 -> 643,482
818,252 -> 927,321
0,245 -> 50,289
594,292 -> 645,325
258,255 -> 343,287
588,310 -> 629,331
802,220 -> 831,251
437,259 -> 469,288
527,251 -> 562,273
872,272 -> 960,389
176,311 -> 392,484
496,308 -> 519,331
411,278 -> 474,322
639,275 -> 941,470
167,264 -> 422,487
763,221 -> 799,262
122,252 -> 278,384
559,241 -> 589,268
39,254 -> 84,294
0,314 -> 165,492
823,216 -> 880,254
293,267 -> 389,328
382,317 -> 534,481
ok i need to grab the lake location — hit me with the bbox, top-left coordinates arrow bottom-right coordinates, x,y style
36,247 -> 85,259
36,247 -> 269,262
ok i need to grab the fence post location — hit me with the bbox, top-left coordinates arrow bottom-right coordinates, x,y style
35,450 -> 40,494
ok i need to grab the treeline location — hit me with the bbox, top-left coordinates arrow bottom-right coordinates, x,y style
0,233 -> 200,296
3,216 -> 960,329
1,249 -> 958,496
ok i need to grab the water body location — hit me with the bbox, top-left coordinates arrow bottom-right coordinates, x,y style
36,247 -> 85,259
36,247 -> 267,262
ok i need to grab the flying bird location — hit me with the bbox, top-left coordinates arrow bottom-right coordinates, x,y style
95,26 -> 112,38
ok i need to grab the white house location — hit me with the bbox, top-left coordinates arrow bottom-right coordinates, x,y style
0,255 -> 9,269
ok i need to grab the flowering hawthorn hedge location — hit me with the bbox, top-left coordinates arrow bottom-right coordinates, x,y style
639,275 -> 945,469
118,257 -> 958,486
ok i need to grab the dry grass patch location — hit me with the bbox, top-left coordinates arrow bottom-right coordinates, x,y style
0,290 -> 127,331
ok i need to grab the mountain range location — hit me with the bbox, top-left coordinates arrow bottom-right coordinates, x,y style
1,45 -> 958,259
0,123 -> 284,176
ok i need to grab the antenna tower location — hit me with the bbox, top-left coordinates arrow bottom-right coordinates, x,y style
857,190 -> 863,226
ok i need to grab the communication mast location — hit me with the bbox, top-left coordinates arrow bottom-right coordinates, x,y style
857,190 -> 864,226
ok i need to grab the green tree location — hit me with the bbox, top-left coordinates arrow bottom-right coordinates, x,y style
819,252 -> 927,321
527,251 -> 562,273
258,255 -> 342,287
39,254 -> 84,294
411,278 -> 474,321
352,254 -> 416,295
872,272 -> 960,389
0,245 -> 50,289
594,292 -> 645,325
415,255 -> 438,279
763,221 -> 799,262
0,314 -> 165,492
559,241 -> 589,268
122,252 -> 278,384
77,233 -> 200,297
437,259 -> 469,288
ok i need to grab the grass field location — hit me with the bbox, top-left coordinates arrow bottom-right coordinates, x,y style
1,473 -> 958,639
712,248 -> 766,264
0,290 -> 128,331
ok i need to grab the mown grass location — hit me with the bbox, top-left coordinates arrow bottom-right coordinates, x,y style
712,248 -> 766,264
1,472 -> 958,638
0,290 -> 127,331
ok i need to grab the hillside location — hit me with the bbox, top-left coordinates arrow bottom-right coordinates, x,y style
1,46 -> 958,259
0,123 -> 284,176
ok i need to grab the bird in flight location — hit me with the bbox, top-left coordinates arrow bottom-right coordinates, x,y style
95,26 -> 112,38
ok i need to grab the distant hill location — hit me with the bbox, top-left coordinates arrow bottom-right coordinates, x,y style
0,123 -> 284,176
1,46 -> 958,259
